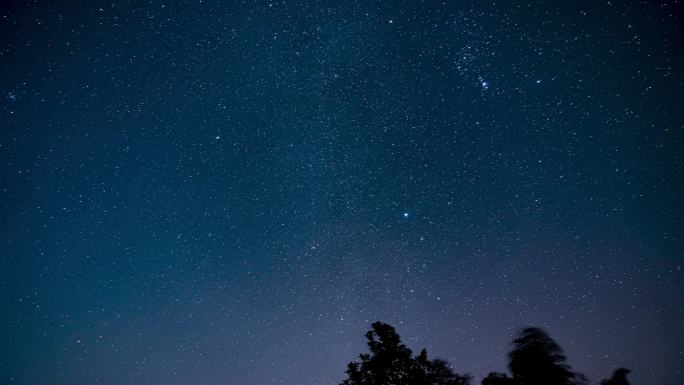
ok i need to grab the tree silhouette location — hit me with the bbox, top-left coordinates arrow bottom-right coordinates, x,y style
341,321 -> 471,385
507,327 -> 586,385
417,355 -> 471,385
481,372 -> 514,385
600,368 -> 631,385
341,323 -> 629,385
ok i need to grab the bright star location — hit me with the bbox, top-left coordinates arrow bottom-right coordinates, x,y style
403,212 -> 409,218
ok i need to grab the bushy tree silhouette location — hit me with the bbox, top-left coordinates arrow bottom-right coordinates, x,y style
418,355 -> 471,385
341,322 -> 470,385
481,372 -> 513,385
482,372 -> 515,385
507,327 -> 586,385
600,368 -> 631,385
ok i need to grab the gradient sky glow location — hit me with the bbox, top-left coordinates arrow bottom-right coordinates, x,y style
1,1 -> 682,385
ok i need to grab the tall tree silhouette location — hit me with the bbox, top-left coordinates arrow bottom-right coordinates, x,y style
600,368 -> 631,385
341,321 -> 470,385
508,327 -> 586,385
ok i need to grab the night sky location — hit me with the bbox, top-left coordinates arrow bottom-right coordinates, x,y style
1,1 -> 682,385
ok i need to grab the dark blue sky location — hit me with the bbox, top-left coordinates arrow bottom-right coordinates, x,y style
1,1 -> 682,385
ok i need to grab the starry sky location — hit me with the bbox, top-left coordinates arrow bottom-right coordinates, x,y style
0,1 -> 682,385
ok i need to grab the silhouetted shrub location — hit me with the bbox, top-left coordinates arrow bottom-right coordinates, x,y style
481,372 -> 514,385
600,368 -> 631,385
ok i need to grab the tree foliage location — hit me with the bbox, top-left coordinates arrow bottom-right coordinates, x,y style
481,372 -> 514,385
340,322 -> 630,385
341,322 -> 471,385
600,368 -> 631,385
508,327 -> 587,385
